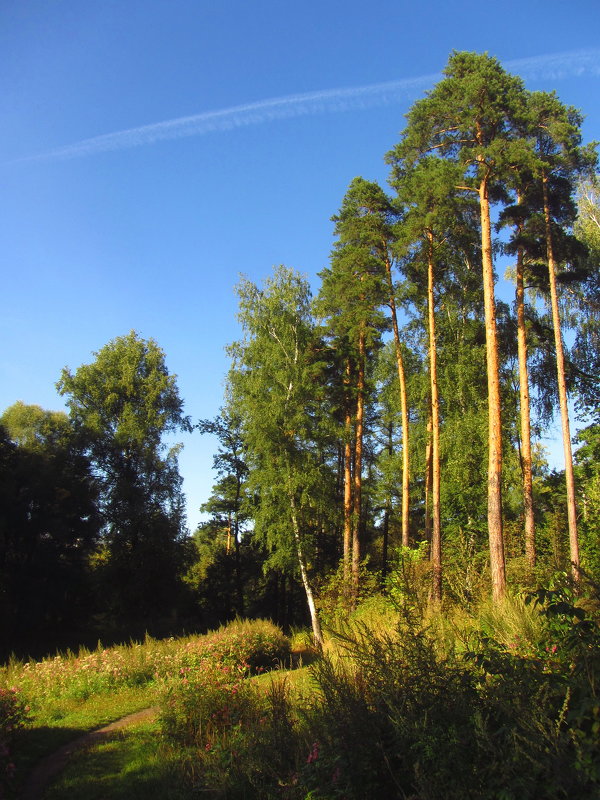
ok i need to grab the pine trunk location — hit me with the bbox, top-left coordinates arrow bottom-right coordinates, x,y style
352,328 -> 366,597
479,171 -> 506,602
382,424 -> 393,580
343,414 -> 353,585
384,254 -> 410,547
515,229 -> 536,570
424,413 -> 433,551
542,173 -> 580,582
427,232 -> 442,603
342,359 -> 353,586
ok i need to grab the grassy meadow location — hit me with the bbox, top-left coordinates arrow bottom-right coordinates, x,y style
1,583 -> 600,800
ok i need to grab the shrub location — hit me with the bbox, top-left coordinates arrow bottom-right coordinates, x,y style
158,619 -> 292,748
0,687 -> 29,799
160,658 -> 255,746
161,672 -> 303,798
525,584 -> 600,788
302,622 -> 483,800
194,618 -> 291,673
298,601 -> 600,800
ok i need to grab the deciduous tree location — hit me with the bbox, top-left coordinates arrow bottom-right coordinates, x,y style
57,331 -> 191,633
229,267 -> 329,648
0,403 -> 100,656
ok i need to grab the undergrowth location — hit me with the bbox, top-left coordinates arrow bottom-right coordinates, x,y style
153,582 -> 600,799
4,588 -> 600,800
0,618 -> 291,799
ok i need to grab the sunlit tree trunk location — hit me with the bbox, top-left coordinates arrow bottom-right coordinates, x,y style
427,231 -> 442,603
514,223 -> 536,570
343,361 -> 353,586
384,253 -> 410,547
542,172 -> 580,582
479,168 -> 507,601
424,412 -> 433,550
352,328 -> 366,596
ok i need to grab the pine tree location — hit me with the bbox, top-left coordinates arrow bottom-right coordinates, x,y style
524,91 -> 596,582
394,52 -> 532,600
498,191 -> 537,568
197,401 -> 249,615
317,179 -> 389,597
387,153 -> 478,601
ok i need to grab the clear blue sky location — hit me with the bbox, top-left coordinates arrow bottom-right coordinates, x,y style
2,0 -> 599,531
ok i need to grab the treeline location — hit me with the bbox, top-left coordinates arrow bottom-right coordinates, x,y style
0,332 -> 195,658
208,51 -> 600,646
1,52 -> 599,659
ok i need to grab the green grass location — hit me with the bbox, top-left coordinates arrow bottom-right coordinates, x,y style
29,684 -> 158,731
44,717 -> 190,800
12,685 -> 158,797
8,598 -> 592,800
3,618 -> 294,799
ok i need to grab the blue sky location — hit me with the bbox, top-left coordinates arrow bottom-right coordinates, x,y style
2,0 -> 599,531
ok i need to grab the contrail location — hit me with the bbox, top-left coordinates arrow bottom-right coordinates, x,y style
14,47 -> 600,164
16,74 -> 438,163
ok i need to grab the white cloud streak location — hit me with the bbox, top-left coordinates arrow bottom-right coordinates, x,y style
16,47 -> 600,164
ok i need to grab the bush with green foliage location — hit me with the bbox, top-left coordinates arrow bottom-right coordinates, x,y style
296,588 -> 600,799
0,687 -> 29,799
190,618 -> 292,673
162,672 -> 301,797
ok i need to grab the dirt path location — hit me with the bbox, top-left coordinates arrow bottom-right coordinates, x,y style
21,706 -> 159,800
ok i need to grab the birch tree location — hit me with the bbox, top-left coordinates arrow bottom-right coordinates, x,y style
229,266 -> 328,648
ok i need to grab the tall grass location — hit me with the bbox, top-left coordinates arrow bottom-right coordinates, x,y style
4,592 -> 599,800
152,589 -> 600,799
1,618 -> 291,800
0,618 -> 291,714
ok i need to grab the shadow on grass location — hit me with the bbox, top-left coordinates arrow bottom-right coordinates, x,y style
15,707 -> 160,800
11,724 -> 89,800
41,721 -> 188,800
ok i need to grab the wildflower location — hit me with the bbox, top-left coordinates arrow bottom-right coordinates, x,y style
306,742 -> 319,764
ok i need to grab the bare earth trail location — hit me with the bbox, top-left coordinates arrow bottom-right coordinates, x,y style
21,706 -> 159,800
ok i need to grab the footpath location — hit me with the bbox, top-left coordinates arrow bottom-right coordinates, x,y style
21,706 -> 158,800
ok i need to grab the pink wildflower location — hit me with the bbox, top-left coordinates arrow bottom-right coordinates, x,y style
306,742 -> 319,764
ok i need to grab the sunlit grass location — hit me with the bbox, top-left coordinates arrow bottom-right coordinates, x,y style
5,596 -> 584,800
2,618 -> 292,799
44,717 -> 189,800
